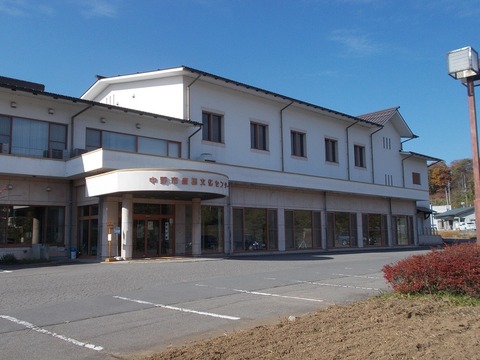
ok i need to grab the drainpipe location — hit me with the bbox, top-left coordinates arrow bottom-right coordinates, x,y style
280,102 -> 293,172
345,120 -> 359,180
186,74 -> 201,121
70,105 -> 93,156
68,104 -> 93,252
401,153 -> 414,187
188,125 -> 202,160
369,127 -> 383,184
400,135 -> 419,151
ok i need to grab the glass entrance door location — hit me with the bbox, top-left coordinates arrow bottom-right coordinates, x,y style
133,219 -> 160,258
133,217 -> 174,258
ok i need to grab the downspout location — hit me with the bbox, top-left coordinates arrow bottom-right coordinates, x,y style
186,74 -> 202,160
186,74 -> 201,121
401,153 -> 414,187
69,104 -> 93,253
280,102 -> 294,172
400,135 -> 419,151
345,120 -> 359,180
369,127 -> 383,184
188,125 -> 202,160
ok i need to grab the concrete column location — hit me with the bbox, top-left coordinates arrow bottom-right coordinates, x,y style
277,208 -> 285,251
121,194 -> 133,259
321,210 -> 327,250
357,213 -> 364,248
191,198 -> 201,256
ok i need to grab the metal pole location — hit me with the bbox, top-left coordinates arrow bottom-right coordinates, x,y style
466,77 -> 480,244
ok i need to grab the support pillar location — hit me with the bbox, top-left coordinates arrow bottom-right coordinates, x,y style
192,198 -> 201,256
121,194 -> 133,259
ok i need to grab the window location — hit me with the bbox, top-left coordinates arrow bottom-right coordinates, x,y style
78,205 -> 98,256
326,212 -> 357,248
200,206 -> 224,253
393,215 -> 414,245
0,205 -> 65,247
383,137 -> 391,149
362,213 -> 387,246
0,116 -> 11,153
250,122 -> 268,150
354,145 -> 366,168
202,112 -> 223,143
85,129 -> 181,158
285,210 -> 321,250
291,131 -> 306,157
412,172 -> 421,185
233,208 -> 278,251
325,138 -> 338,163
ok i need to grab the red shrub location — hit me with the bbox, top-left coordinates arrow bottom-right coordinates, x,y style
383,243 -> 480,297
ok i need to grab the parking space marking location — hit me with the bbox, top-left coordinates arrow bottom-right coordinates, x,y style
0,270 -> 12,273
331,273 -> 382,279
294,280 -> 380,291
113,296 -> 240,320
195,284 -> 325,303
232,288 -> 325,302
0,315 -> 103,351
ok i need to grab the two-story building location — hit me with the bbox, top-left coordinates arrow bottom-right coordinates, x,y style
0,67 -> 441,261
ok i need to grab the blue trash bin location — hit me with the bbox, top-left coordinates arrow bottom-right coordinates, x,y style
70,247 -> 77,260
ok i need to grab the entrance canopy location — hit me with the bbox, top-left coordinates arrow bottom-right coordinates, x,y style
85,168 -> 229,200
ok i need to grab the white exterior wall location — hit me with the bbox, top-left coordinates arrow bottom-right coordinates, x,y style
91,76 -> 185,119
372,122 -> 403,186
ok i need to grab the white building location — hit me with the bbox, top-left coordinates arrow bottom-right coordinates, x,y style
0,67 -> 441,261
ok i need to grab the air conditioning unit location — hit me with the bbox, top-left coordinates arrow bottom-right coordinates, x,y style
0,143 -> 9,154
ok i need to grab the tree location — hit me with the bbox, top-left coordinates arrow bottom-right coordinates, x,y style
428,162 -> 451,195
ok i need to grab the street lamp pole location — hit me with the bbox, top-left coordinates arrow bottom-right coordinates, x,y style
448,46 -> 480,245
466,77 -> 480,244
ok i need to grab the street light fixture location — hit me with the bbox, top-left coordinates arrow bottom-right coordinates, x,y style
447,46 -> 480,245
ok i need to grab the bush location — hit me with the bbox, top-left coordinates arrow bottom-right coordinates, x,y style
0,253 -> 18,265
383,243 -> 480,297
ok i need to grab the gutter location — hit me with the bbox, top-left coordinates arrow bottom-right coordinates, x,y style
401,153 -> 414,188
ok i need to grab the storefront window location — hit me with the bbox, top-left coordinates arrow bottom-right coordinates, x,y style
285,210 -> 321,250
327,212 -> 357,248
233,208 -> 278,251
362,213 -> 387,247
393,215 -> 414,245
201,206 -> 224,253
0,205 -> 64,246
78,205 -> 98,256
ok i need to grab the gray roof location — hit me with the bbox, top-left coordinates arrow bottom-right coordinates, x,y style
434,206 -> 475,219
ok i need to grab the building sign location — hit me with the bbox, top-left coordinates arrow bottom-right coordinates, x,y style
85,168 -> 229,199
148,175 -> 228,189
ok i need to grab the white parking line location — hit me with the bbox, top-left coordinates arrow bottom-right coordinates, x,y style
0,270 -> 13,273
0,315 -> 103,351
232,288 -> 325,302
113,296 -> 240,320
294,280 -> 380,291
195,284 -> 325,303
331,273 -> 381,279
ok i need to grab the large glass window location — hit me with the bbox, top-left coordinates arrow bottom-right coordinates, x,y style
78,205 -> 98,256
202,206 -> 224,253
362,213 -> 387,246
233,208 -> 278,251
85,128 -> 181,157
393,215 -> 414,245
326,211 -> 357,248
285,210 -> 321,250
0,205 -> 64,246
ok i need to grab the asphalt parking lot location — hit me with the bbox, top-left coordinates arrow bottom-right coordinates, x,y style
0,250 -> 427,360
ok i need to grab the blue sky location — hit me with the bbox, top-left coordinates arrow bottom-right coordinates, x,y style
1,0 -> 480,164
